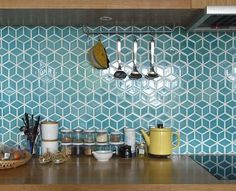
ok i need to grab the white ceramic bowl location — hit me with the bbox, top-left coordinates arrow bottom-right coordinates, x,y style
92,151 -> 113,162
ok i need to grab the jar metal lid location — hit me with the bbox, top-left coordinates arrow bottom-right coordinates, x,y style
61,129 -> 73,133
84,129 -> 95,133
111,131 -> 121,135
110,141 -> 124,145
96,142 -> 109,146
41,121 -> 58,125
124,128 -> 135,132
74,129 -> 83,133
97,129 -> 107,133
84,143 -> 96,146
61,142 -> 73,146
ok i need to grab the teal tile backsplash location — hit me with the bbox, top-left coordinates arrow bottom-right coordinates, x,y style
0,26 -> 236,154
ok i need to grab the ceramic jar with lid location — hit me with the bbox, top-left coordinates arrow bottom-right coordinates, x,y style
41,121 -> 59,141
83,129 -> 96,143
61,129 -> 73,143
96,129 -> 108,143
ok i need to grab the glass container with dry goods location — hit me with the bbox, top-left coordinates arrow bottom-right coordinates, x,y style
73,142 -> 83,156
96,129 -> 108,143
110,131 -> 122,142
73,129 -> 83,143
61,129 -> 73,143
61,142 -> 73,156
83,143 -> 95,156
83,129 -> 96,143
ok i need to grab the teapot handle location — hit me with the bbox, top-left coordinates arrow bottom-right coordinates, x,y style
172,132 -> 180,150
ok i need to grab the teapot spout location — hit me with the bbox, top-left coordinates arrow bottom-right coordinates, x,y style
140,129 -> 150,147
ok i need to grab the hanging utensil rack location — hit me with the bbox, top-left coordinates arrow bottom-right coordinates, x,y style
83,26 -> 174,36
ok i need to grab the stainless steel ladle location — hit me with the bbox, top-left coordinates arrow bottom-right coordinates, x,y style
145,40 -> 159,80
129,40 -> 142,80
114,39 -> 127,79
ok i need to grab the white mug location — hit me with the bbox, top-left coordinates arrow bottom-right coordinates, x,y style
41,121 -> 58,141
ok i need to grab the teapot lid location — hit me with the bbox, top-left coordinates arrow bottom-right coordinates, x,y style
150,126 -> 172,132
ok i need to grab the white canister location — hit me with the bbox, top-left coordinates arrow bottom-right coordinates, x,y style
41,121 -> 59,141
124,128 -> 136,153
41,140 -> 58,154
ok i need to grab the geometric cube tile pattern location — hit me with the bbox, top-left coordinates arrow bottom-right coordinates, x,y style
0,26 -> 236,154
190,155 -> 236,180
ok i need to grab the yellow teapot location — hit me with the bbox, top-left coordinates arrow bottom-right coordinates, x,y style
140,125 -> 180,156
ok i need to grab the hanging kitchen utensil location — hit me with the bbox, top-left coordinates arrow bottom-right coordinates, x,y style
88,38 -> 110,69
114,39 -> 127,79
88,46 -> 101,69
129,40 -> 142,80
93,40 -> 110,68
145,40 -> 159,80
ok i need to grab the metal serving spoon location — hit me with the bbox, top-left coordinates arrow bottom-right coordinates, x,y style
114,39 -> 127,79
129,40 -> 142,80
145,40 -> 159,80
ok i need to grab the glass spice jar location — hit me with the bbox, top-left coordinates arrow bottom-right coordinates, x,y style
83,129 -> 96,143
73,129 -> 83,143
61,142 -> 73,156
83,143 -> 95,156
137,142 -> 146,158
96,130 -> 108,143
61,129 -> 73,143
73,142 -> 83,156
110,131 -> 121,142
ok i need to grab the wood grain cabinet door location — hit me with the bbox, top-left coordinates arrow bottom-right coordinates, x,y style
192,0 -> 236,9
0,0 -> 191,9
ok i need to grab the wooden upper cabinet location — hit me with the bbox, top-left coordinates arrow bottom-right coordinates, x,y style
192,0 -> 236,9
0,0 -> 191,9
0,0 -> 208,26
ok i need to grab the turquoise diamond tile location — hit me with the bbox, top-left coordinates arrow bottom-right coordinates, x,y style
1,26 -> 236,154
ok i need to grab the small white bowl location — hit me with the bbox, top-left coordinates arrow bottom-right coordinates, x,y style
92,151 -> 113,162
